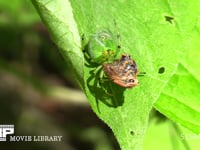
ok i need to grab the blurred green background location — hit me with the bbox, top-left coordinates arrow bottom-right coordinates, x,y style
0,1 -> 199,150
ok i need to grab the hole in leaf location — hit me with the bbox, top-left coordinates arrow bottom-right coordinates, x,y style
158,67 -> 165,74
164,15 -> 174,24
130,130 -> 135,136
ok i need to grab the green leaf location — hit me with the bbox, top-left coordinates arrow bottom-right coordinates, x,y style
70,1 -> 182,150
155,16 -> 200,133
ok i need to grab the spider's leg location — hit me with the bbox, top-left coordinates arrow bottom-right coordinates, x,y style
113,19 -> 121,56
97,69 -> 113,96
138,71 -> 146,76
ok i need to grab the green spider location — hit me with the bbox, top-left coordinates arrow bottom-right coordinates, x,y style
82,28 -> 139,88
82,29 -> 118,63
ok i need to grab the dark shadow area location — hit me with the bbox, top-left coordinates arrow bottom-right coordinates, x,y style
86,66 -> 125,109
